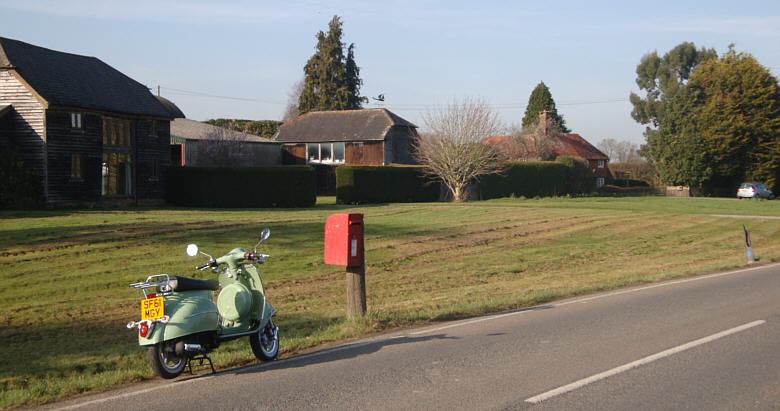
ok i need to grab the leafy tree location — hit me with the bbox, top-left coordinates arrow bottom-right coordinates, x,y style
521,82 -> 569,132
632,42 -> 717,187
298,16 -> 365,115
629,42 -> 716,128
689,47 -> 780,192
635,43 -> 780,193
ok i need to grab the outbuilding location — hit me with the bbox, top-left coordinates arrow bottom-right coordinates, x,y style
0,37 -> 173,204
275,108 -> 419,166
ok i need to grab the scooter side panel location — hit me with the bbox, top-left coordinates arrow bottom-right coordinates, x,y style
139,290 -> 219,346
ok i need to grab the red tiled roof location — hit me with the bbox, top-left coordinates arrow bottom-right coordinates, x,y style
483,135 -> 513,146
549,133 -> 609,161
482,133 -> 608,161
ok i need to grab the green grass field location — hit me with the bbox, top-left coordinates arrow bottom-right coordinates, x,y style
1,196 -> 780,408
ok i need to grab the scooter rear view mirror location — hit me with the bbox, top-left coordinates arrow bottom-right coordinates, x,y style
186,244 -> 199,257
254,228 -> 271,252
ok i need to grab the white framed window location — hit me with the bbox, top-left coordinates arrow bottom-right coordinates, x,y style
596,177 -> 605,188
306,142 -> 345,164
70,112 -> 83,129
597,160 -> 605,168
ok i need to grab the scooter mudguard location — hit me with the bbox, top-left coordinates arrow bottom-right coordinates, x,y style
139,290 -> 219,346
259,299 -> 276,329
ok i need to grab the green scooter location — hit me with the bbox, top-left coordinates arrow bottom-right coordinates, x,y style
127,228 -> 279,379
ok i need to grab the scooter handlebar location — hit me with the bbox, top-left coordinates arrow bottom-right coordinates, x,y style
196,259 -> 217,270
244,251 -> 269,263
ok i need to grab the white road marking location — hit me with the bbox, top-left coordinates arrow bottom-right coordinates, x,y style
51,263 -> 778,410
525,320 -> 766,404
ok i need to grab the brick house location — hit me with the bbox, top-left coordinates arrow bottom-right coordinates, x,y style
483,111 -> 611,187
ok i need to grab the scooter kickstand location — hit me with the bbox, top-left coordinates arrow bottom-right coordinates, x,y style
186,354 -> 216,375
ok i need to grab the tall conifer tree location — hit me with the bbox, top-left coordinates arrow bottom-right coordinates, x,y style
298,16 -> 364,115
521,82 -> 569,132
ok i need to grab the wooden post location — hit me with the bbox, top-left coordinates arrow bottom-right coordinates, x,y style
346,263 -> 366,318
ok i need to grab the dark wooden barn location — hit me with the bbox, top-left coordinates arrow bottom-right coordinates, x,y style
0,37 -> 174,204
275,108 -> 419,166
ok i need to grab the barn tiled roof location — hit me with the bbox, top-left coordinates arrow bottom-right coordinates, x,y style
171,118 -> 277,144
155,96 -> 185,118
274,108 -> 416,143
0,37 -> 171,118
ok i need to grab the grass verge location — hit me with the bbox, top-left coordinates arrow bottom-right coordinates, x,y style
1,197 -> 779,408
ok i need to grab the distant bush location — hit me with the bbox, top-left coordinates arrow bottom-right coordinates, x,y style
167,166 -> 315,207
204,119 -> 282,138
480,158 -> 595,199
0,149 -> 43,209
336,165 -> 441,204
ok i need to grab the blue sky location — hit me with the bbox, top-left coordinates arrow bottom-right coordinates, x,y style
1,0 -> 778,145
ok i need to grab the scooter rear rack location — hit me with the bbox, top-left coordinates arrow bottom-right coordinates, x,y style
187,354 -> 216,375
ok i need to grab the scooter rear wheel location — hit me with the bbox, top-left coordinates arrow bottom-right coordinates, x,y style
250,320 -> 279,361
148,342 -> 186,379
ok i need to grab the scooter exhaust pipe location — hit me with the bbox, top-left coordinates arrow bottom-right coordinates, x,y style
175,341 -> 205,356
184,343 -> 203,352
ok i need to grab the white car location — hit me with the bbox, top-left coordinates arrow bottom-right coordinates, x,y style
737,182 -> 774,199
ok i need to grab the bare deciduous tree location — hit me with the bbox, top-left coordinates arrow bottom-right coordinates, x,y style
197,126 -> 248,167
597,138 -> 642,163
416,97 -> 503,201
282,79 -> 304,122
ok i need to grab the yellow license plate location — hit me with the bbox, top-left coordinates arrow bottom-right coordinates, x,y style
140,296 -> 164,320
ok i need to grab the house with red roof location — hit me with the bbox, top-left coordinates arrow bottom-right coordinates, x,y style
484,111 -> 611,187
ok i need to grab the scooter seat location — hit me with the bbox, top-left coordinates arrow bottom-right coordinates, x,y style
161,276 -> 219,292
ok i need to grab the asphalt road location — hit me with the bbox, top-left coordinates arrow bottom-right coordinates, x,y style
47,263 -> 780,411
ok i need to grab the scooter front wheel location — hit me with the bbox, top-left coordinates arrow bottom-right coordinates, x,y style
250,320 -> 279,361
148,342 -> 186,379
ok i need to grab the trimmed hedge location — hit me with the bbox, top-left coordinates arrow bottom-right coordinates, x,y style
481,157 -> 596,199
336,165 -> 441,204
166,166 -> 316,208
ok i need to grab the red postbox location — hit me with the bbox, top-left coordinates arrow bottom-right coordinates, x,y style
324,213 -> 364,267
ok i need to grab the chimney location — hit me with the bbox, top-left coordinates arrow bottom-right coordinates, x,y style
538,110 -> 551,136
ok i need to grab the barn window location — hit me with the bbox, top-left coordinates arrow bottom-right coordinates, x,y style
596,177 -> 605,188
70,154 -> 83,180
70,112 -> 83,129
149,120 -> 158,136
597,160 -> 605,168
306,142 -> 345,164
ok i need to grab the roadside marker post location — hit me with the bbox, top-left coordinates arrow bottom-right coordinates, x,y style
743,225 -> 755,265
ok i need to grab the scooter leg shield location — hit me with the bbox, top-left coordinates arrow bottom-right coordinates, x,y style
139,291 -> 219,346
